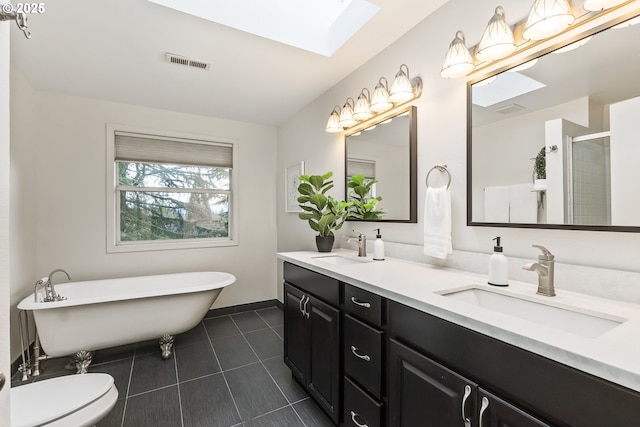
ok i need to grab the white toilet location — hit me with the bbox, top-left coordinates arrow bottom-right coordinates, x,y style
11,373 -> 118,427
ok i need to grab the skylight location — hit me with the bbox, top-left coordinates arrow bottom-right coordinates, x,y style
147,0 -> 381,57
472,72 -> 546,108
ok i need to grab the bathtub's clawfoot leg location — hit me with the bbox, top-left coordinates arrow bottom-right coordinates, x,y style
73,350 -> 94,374
159,334 -> 175,360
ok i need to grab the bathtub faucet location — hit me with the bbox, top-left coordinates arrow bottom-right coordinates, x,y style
44,269 -> 71,302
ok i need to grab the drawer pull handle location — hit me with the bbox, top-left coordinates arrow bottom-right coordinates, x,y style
479,397 -> 489,427
350,346 -> 371,362
461,384 -> 472,427
350,297 -> 371,308
299,295 -> 305,315
350,411 -> 368,427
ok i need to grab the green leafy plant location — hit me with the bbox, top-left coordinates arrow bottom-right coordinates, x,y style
297,172 -> 351,237
346,174 -> 385,220
534,147 -> 546,180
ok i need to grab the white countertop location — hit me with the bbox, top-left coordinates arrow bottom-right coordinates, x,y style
278,249 -> 640,393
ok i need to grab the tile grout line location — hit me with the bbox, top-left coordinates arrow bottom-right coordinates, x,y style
173,348 -> 185,427
120,349 -> 136,427
203,317 -> 244,424
234,311 -> 309,427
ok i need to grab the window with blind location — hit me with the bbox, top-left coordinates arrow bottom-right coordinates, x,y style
107,125 -> 237,252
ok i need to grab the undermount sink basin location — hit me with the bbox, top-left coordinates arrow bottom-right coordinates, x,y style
312,255 -> 371,265
441,287 -> 626,338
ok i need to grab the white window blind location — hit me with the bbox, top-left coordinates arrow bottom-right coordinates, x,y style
115,132 -> 233,168
347,158 -> 376,179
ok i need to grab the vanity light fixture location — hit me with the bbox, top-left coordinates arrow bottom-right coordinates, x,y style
522,0 -> 575,41
325,106 -> 342,133
440,31 -> 475,78
324,65 -> 422,133
583,0 -> 629,11
476,6 -> 516,62
353,88 -> 374,121
389,64 -> 420,103
370,77 -> 394,113
338,98 -> 358,128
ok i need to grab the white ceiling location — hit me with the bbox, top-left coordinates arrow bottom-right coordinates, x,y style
9,0 -> 450,126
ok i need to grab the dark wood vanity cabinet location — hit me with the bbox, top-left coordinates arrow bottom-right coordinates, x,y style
389,300 -> 640,427
283,263 -> 341,424
283,261 -> 640,427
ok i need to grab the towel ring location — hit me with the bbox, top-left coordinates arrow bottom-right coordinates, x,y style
426,164 -> 451,189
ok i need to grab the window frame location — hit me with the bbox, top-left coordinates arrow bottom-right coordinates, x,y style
106,124 -> 239,253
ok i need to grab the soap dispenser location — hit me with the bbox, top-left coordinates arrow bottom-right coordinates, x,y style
488,236 -> 508,286
373,228 -> 385,261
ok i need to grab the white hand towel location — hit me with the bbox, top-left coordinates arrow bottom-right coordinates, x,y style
424,186 -> 452,260
509,184 -> 537,223
484,186 -> 510,223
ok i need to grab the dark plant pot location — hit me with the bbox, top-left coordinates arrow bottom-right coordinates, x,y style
315,235 -> 335,253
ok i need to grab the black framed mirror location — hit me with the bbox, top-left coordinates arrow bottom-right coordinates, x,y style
345,105 -> 417,222
467,11 -> 640,232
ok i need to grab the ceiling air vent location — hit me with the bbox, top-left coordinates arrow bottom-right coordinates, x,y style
494,103 -> 525,115
164,53 -> 211,71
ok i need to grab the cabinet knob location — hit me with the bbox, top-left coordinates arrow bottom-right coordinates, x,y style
350,346 -> 371,362
350,410 -> 369,427
0,371 -> 5,391
350,296 -> 371,308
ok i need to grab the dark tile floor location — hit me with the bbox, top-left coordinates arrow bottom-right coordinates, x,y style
13,306 -> 334,427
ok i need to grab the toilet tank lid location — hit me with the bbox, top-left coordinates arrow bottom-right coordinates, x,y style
11,373 -> 115,427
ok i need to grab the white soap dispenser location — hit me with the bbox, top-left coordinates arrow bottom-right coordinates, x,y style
373,228 -> 385,261
488,236 -> 508,286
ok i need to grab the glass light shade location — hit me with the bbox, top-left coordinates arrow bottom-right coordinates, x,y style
325,106 -> 342,133
389,64 -> 415,103
476,6 -> 516,62
338,98 -> 358,128
353,88 -> 374,121
522,0 -> 575,41
507,58 -> 539,72
441,31 -> 475,79
552,35 -> 592,53
370,78 -> 393,113
583,0 -> 627,11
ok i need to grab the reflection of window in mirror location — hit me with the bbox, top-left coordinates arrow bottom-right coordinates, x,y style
346,158 -> 377,200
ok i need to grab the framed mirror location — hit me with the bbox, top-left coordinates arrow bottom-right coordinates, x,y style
345,106 -> 417,222
468,11 -> 640,232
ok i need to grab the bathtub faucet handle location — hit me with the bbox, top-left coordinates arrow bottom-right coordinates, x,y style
46,269 -> 71,302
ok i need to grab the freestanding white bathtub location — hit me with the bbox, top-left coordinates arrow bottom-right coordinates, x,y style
17,272 -> 235,358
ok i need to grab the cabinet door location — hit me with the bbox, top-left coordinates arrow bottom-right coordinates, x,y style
307,295 -> 341,424
389,339 -> 477,427
284,283 -> 307,382
478,388 -> 552,427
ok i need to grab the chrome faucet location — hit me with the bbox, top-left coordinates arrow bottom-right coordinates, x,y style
44,269 -> 71,302
347,231 -> 367,257
523,245 -> 555,297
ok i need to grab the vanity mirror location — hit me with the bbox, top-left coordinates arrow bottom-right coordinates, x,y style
468,11 -> 640,231
345,106 -> 417,222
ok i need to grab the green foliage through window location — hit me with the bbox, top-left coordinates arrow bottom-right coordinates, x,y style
117,162 -> 230,242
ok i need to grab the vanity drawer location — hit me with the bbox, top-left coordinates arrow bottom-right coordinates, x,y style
344,283 -> 383,327
284,262 -> 340,306
344,314 -> 383,398
344,376 -> 382,427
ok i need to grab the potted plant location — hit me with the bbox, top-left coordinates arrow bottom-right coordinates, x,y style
297,172 -> 351,252
346,174 -> 385,220
533,147 -> 547,191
